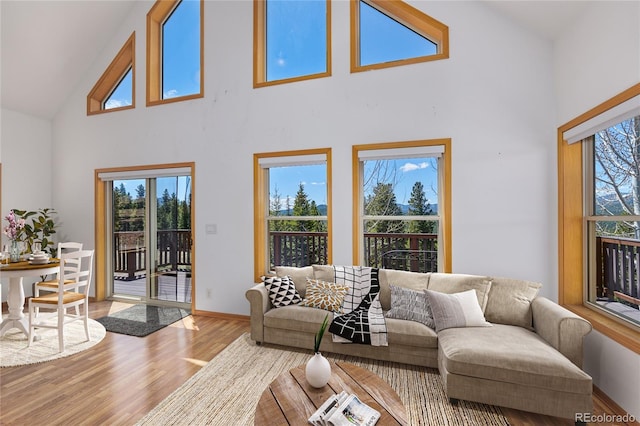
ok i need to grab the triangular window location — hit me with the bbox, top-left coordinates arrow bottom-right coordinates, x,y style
87,32 -> 135,115
104,68 -> 133,110
352,0 -> 448,72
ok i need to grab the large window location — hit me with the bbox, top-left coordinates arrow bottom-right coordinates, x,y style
559,83 -> 640,354
254,149 -> 332,280
351,0 -> 449,73
353,140 -> 451,272
147,0 -> 203,106
254,0 -> 331,87
87,33 -> 135,115
586,116 -> 640,327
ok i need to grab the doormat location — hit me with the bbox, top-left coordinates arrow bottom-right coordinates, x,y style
96,304 -> 191,337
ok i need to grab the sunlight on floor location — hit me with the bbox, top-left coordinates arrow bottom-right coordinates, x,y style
169,316 -> 198,330
182,357 -> 208,367
106,301 -> 137,315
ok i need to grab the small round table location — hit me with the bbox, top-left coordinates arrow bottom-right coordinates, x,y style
0,259 -> 60,338
255,361 -> 408,425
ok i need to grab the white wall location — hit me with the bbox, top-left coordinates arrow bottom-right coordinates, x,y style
51,0 -> 557,313
0,108 -> 53,300
1,0 -> 636,418
554,1 -> 640,419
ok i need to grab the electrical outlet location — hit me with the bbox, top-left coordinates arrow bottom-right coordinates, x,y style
207,289 -> 212,298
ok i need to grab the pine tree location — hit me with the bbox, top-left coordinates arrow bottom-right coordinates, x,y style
408,182 -> 436,233
270,186 -> 284,232
364,182 -> 404,233
293,183 -> 311,231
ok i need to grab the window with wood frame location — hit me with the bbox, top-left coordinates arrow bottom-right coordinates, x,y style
559,83 -> 640,354
253,0 -> 331,87
253,149 -> 332,280
351,0 -> 449,73
87,32 -> 135,115
147,0 -> 203,106
352,140 -> 451,272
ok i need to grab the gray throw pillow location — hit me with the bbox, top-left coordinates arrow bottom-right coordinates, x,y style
425,289 -> 492,333
385,285 -> 435,329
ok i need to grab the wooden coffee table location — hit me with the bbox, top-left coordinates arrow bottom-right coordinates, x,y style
254,361 -> 408,425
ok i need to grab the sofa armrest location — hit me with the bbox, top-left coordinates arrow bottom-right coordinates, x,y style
245,283 -> 271,343
532,297 -> 592,368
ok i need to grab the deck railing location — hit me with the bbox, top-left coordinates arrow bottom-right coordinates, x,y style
114,230 -> 191,280
597,236 -> 640,307
270,231 -> 437,272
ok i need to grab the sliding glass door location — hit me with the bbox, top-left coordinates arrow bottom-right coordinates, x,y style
108,173 -> 192,307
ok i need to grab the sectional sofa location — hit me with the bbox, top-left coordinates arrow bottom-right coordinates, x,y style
245,265 -> 593,422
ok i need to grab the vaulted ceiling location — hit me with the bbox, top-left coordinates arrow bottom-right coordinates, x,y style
0,0 -> 137,120
0,0 -> 590,120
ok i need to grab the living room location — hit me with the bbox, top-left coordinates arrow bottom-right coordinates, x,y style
1,0 -> 639,424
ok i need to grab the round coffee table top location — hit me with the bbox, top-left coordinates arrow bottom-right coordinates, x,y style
255,361 -> 408,425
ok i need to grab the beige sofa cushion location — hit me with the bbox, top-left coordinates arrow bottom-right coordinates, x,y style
438,324 -> 592,394
275,266 -> 314,297
427,273 -> 492,311
264,305 -> 330,333
385,317 -> 438,348
485,277 -> 542,329
312,264 -> 335,282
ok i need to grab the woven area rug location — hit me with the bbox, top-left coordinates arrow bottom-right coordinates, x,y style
96,304 -> 190,337
0,318 -> 106,367
136,334 -> 509,426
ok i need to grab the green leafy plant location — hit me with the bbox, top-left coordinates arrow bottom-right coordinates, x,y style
11,208 -> 57,255
314,314 -> 330,353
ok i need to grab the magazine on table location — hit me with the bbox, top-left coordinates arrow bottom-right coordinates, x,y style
308,391 -> 380,426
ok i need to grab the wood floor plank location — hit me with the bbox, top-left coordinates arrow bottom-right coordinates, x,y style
0,300 -> 631,425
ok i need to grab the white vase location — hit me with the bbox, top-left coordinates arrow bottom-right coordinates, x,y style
305,352 -> 331,388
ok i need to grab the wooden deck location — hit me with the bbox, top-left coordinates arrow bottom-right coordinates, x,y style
113,271 -> 191,303
596,299 -> 640,323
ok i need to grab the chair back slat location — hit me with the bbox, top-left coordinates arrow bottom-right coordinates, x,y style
57,249 -> 94,296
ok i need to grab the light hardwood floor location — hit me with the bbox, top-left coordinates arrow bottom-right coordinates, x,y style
0,300 -> 634,425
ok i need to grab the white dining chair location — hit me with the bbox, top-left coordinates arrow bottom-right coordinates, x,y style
28,249 -> 94,353
34,242 -> 84,294
34,242 -> 83,315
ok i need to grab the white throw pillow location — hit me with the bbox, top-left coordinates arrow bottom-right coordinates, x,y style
425,289 -> 492,333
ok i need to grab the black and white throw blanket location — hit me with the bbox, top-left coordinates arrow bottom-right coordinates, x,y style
328,266 -> 388,346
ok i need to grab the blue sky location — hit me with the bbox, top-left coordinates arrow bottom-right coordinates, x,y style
106,1 -> 434,104
105,0 -> 200,108
270,157 -> 438,210
266,0 -> 435,80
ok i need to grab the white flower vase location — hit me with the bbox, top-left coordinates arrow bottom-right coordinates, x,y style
305,352 -> 331,388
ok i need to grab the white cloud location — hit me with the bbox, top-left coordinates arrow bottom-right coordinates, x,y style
399,162 -> 429,173
310,181 -> 325,186
104,99 -> 131,109
164,89 -> 178,99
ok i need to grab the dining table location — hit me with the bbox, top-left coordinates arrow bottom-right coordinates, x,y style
0,258 -> 60,338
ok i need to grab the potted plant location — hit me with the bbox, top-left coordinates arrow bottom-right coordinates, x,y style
11,208 -> 57,256
305,314 -> 332,388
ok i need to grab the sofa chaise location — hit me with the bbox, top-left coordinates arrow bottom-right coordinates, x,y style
245,265 -> 593,422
